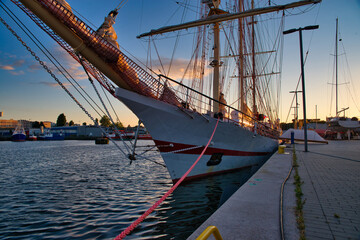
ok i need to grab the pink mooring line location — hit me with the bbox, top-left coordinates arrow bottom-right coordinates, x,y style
114,118 -> 220,240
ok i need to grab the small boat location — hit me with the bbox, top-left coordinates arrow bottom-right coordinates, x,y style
138,133 -> 152,140
28,134 -> 37,141
12,124 -> 26,142
108,130 -> 135,140
38,131 -> 65,140
95,137 -> 109,144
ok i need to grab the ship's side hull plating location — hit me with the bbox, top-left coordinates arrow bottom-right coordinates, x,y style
115,88 -> 277,181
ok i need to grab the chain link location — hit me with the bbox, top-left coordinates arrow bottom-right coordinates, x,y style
1,16 -> 96,122
0,16 -> 136,157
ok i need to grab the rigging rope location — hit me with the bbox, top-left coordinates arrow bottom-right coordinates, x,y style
0,1 -> 107,119
78,55 -> 133,156
0,16 -> 99,131
0,14 -> 133,160
114,117 -> 220,240
115,0 -> 128,11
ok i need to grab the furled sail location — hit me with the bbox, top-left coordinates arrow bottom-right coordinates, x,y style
96,10 -> 120,49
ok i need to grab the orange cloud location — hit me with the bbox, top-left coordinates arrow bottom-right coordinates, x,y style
0,65 -> 14,70
150,57 -> 212,81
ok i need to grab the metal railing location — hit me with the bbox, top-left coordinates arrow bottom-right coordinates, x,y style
158,75 -> 280,139
196,226 -> 223,240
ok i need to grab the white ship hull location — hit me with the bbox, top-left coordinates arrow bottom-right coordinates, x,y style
115,88 -> 278,182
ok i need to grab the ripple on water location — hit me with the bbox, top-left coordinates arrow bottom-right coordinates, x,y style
0,140 -> 262,239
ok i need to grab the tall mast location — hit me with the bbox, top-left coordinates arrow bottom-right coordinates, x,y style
238,0 -> 244,112
251,0 -> 257,115
335,17 -> 338,116
213,21 -> 220,112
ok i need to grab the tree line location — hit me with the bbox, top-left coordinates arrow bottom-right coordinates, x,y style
33,113 -> 124,128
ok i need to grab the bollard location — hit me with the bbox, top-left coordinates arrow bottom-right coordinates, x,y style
291,131 -> 295,144
278,145 -> 286,154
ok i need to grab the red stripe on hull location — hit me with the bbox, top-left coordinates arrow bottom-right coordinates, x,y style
153,139 -> 271,156
172,165 -> 255,183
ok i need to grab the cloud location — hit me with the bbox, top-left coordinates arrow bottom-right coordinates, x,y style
13,59 -> 25,67
0,59 -> 26,73
51,45 -> 87,80
0,65 -> 14,70
149,57 -> 212,80
38,81 -> 72,88
10,70 -> 25,76
28,64 -> 42,71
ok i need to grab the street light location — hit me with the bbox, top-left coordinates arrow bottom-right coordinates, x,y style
284,25 -> 319,152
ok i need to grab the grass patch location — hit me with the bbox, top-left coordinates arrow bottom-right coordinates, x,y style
293,146 -> 306,239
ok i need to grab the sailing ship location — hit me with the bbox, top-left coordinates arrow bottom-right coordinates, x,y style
5,0 -> 320,182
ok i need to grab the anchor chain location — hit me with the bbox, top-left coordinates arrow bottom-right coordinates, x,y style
0,16 -> 130,158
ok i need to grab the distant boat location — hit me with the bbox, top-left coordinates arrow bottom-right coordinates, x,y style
138,133 -> 152,140
38,131 -> 65,140
28,134 -> 37,141
12,124 -> 26,142
325,19 -> 360,138
108,130 -> 134,140
95,137 -> 109,144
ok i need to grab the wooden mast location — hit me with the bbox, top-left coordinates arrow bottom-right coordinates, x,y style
137,0 -> 320,113
213,21 -> 220,112
238,0 -> 244,112
251,0 -> 257,116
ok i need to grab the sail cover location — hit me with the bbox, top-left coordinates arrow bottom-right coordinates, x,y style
338,120 -> 360,129
280,128 -> 328,144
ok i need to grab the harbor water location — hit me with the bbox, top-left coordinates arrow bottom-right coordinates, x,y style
0,140 -> 264,239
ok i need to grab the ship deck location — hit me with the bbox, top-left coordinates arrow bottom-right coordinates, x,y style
188,140 -> 360,239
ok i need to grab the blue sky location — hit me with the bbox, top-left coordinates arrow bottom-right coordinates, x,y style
0,0 -> 359,126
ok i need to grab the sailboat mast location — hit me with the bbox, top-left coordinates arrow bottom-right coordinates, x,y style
335,17 -> 338,116
251,0 -> 257,115
213,21 -> 220,112
238,0 -> 244,112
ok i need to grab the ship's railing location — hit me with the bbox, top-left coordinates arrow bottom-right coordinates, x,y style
159,74 -> 280,139
11,0 -> 117,94
33,0 -> 183,104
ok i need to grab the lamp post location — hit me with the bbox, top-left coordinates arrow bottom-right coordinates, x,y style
284,25 -> 319,152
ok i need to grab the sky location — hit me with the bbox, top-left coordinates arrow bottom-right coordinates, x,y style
0,0 -> 359,126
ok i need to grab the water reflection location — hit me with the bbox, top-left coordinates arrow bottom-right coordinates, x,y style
133,165 -> 262,240
0,141 -> 266,240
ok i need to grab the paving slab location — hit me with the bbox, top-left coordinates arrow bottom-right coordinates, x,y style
188,140 -> 360,240
296,140 -> 360,240
188,149 -> 297,240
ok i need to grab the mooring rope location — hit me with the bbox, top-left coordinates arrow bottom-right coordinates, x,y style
114,117 -> 220,240
280,145 -> 294,240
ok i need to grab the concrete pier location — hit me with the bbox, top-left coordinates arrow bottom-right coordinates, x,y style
297,141 -> 360,239
188,141 -> 360,240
